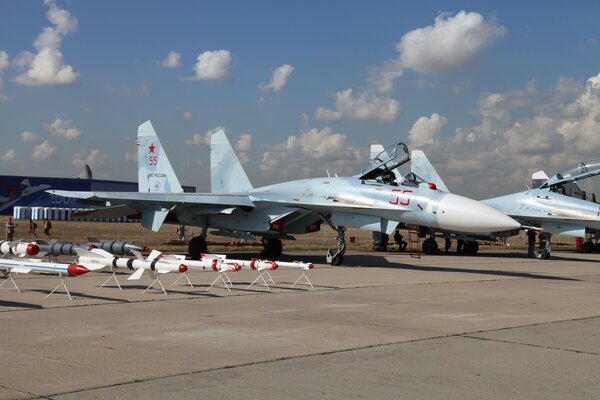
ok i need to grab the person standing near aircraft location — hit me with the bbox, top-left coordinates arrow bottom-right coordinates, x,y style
28,218 -> 37,238
177,225 -> 186,242
394,230 -> 407,251
527,229 -> 537,258
43,218 -> 52,238
5,217 -> 15,241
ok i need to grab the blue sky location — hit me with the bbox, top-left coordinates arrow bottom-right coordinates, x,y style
1,1 -> 600,198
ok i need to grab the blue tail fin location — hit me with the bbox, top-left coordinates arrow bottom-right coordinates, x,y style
210,130 -> 253,193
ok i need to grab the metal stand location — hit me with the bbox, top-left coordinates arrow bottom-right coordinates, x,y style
98,271 -> 122,290
208,272 -> 233,292
143,275 -> 168,295
247,270 -> 275,291
291,270 -> 314,289
169,272 -> 194,288
45,275 -> 73,300
0,273 -> 21,293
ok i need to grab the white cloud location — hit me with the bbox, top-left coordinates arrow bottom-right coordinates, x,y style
409,113 -> 447,147
398,11 -> 506,74
190,50 -> 231,81
31,140 -> 56,160
314,106 -> 342,122
161,51 -> 181,68
21,131 -> 41,142
260,127 -> 367,180
185,126 -> 226,146
259,64 -> 294,97
43,117 -> 82,140
72,148 -> 107,177
13,0 -> 79,86
367,60 -> 404,94
183,111 -> 193,120
316,88 -> 401,122
234,133 -> 252,164
2,149 -> 16,161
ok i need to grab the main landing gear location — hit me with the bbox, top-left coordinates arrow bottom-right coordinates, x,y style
326,226 -> 346,266
261,237 -> 283,259
188,236 -> 208,260
536,233 -> 552,260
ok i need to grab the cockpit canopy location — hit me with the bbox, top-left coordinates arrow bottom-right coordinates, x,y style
542,159 -> 600,188
400,172 -> 426,188
358,142 -> 409,183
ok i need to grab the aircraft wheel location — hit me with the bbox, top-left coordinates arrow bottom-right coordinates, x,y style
422,238 -> 438,255
330,253 -> 343,266
465,241 -> 479,255
537,249 -> 551,260
188,236 -> 207,260
261,238 -> 283,259
582,241 -> 595,253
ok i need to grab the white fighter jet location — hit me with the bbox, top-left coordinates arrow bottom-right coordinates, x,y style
48,121 -> 519,265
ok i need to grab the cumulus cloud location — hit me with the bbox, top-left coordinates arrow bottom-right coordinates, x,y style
43,117 -> 82,140
316,89 -> 401,122
190,50 -> 231,81
259,64 -> 294,101
2,149 -> 17,162
366,11 -> 505,95
409,113 -> 448,147
31,139 -> 57,160
413,73 -> 600,199
185,126 -> 226,146
161,51 -> 181,68
398,11 -> 506,74
234,133 -> 252,164
72,148 -> 107,177
21,131 -> 41,142
260,127 -> 367,179
13,0 -> 79,86
183,111 -> 193,120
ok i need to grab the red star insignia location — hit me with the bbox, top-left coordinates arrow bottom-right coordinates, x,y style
148,143 -> 156,153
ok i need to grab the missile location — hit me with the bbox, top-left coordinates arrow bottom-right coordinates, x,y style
87,237 -> 150,255
0,258 -> 89,276
0,240 -> 40,257
150,251 -> 244,273
199,254 -> 277,271
75,248 -> 187,279
35,239 -> 83,256
274,260 -> 314,270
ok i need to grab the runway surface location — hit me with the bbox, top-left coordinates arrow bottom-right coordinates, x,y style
1,249 -> 599,399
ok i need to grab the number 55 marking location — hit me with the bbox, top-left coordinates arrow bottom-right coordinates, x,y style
390,189 -> 412,206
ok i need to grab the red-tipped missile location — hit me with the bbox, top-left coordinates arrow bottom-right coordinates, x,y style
250,259 -> 278,271
178,264 -> 188,273
67,264 -> 90,276
0,241 -> 40,257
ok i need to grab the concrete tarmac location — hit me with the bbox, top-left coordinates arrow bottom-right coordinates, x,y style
1,249 -> 599,399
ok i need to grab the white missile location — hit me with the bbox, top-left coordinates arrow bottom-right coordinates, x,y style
0,240 -> 40,257
275,260 -> 314,270
0,258 -> 89,276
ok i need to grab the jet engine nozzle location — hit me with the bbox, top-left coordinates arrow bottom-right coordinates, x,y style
437,193 -> 520,233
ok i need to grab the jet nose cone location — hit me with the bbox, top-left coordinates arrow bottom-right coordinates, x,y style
437,193 -> 520,233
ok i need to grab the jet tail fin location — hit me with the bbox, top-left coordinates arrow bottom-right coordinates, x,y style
410,150 -> 449,192
210,131 -> 253,193
137,121 -> 183,193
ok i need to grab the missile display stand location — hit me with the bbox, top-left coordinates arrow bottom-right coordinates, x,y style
143,274 -> 168,296
247,270 -> 275,291
208,271 -> 233,292
0,272 -> 21,293
45,273 -> 74,300
169,272 -> 194,288
291,270 -> 314,289
98,271 -> 122,290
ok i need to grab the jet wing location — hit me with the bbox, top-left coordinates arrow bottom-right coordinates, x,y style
47,190 -> 255,208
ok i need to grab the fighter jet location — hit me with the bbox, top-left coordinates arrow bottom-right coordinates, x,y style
408,152 -> 600,259
48,121 -> 519,265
